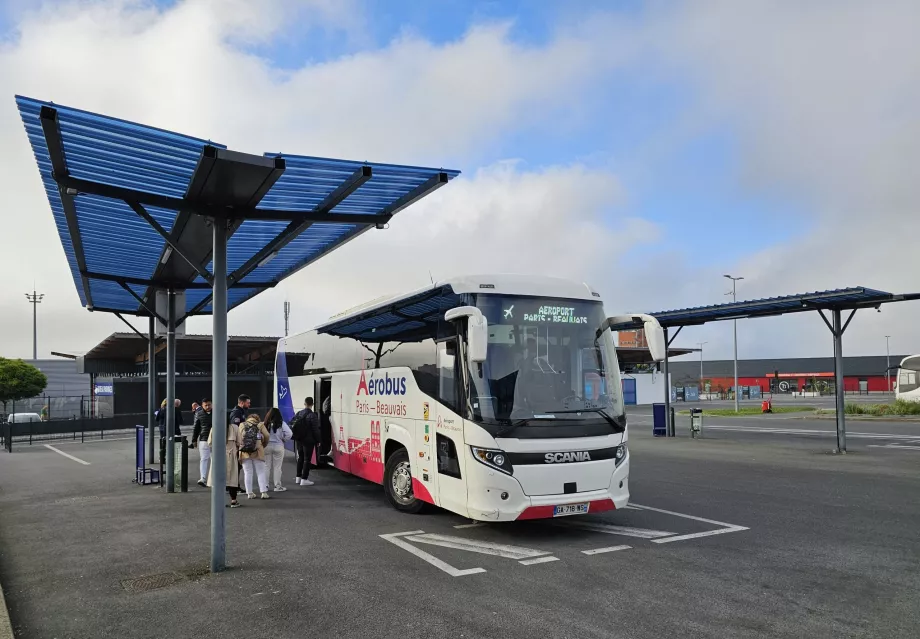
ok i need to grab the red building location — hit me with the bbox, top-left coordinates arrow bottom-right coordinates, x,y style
668,355 -> 903,394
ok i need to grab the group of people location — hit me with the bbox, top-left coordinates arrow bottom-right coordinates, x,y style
160,393 -> 325,508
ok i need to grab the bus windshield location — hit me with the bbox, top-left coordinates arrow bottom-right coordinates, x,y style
469,294 -> 624,426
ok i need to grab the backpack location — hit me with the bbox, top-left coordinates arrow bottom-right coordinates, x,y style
240,421 -> 261,454
290,411 -> 307,442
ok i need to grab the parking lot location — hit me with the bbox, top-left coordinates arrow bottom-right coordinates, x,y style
1,415 -> 918,639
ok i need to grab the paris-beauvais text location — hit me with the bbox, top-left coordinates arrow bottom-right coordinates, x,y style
523,306 -> 589,324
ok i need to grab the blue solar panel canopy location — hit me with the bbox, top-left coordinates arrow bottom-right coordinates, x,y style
637,287 -> 900,329
317,285 -> 465,342
16,95 -> 460,317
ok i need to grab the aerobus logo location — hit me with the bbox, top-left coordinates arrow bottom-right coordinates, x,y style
357,369 -> 408,396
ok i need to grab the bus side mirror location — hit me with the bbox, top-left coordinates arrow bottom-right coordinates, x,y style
644,319 -> 666,362
445,306 -> 488,363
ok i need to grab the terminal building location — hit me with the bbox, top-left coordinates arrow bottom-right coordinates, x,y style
667,355 -> 905,395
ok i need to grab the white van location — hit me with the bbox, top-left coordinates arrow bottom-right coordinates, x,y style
7,413 -> 42,423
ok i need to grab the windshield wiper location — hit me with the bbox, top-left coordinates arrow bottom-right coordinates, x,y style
551,408 -> 624,431
494,418 -> 532,438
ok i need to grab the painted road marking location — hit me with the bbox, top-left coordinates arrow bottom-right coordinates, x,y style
405,533 -> 549,560
703,426 -> 920,441
519,556 -> 560,566
379,531 -> 485,577
630,503 -> 748,543
43,444 -> 91,465
581,545 -> 632,555
454,522 -> 485,529
550,520 -> 675,539
868,444 -> 920,450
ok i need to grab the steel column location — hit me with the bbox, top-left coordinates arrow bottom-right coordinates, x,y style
210,220 -> 228,572
662,327 -> 672,436
148,315 -> 156,464
165,289 -> 177,492
832,309 -> 847,453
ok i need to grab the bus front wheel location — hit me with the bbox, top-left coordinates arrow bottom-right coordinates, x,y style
384,448 -> 425,514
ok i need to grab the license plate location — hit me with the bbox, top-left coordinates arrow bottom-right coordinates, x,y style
553,503 -> 589,517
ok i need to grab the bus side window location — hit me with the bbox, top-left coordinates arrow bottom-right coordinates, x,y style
437,434 -> 461,478
438,340 -> 459,411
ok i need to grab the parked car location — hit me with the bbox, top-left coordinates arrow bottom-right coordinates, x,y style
7,412 -> 42,423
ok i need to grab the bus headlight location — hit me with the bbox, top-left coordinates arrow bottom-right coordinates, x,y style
614,444 -> 628,465
470,446 -> 513,475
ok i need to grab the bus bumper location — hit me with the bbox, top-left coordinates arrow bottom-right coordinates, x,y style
465,454 -> 630,522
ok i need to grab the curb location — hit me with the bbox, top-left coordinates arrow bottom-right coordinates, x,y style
0,574 -> 13,639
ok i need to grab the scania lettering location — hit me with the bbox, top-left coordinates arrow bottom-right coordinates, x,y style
275,274 -> 665,521
545,451 -> 592,463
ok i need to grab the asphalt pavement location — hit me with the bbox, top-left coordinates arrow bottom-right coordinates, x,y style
0,420 -> 918,639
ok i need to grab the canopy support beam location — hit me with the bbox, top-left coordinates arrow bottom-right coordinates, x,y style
39,106 -> 94,309
817,308 -> 858,453
128,201 -> 214,285
118,282 -> 168,326
228,166 -> 373,286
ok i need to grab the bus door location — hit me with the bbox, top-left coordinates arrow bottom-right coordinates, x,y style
433,338 -> 468,515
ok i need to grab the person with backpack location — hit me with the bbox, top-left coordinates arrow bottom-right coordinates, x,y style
290,397 -> 320,487
207,411 -> 243,508
238,413 -> 271,499
263,407 -> 292,492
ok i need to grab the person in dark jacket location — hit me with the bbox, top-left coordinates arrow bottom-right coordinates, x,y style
191,399 -> 213,487
156,398 -> 184,438
291,397 -> 319,486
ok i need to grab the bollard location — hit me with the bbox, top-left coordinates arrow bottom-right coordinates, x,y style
690,408 -> 703,438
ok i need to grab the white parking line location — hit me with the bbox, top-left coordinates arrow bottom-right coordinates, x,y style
454,523 -> 485,529
630,503 -> 748,543
581,545 -> 632,555
519,556 -> 560,565
379,531 -> 485,577
405,533 -> 549,560
43,444 -> 90,465
551,520 -> 675,539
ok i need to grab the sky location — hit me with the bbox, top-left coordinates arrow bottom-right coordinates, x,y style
0,0 -> 919,362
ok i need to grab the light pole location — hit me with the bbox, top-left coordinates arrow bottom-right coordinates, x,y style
724,275 -> 743,412
25,289 -> 44,360
885,335 -> 891,394
697,341 -> 708,396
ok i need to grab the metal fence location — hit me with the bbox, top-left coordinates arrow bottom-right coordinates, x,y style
2,406 -> 275,452
2,394 -> 114,422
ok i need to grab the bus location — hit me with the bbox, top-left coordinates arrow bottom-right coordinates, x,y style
275,274 -> 665,521
895,355 -> 920,402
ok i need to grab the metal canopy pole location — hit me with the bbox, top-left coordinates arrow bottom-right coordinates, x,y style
210,220 -> 228,572
148,314 -> 156,464
832,309 -> 847,453
165,289 -> 177,492
662,327 -> 671,437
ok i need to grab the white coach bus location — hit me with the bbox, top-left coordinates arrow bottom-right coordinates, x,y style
895,355 -> 920,402
275,274 -> 665,521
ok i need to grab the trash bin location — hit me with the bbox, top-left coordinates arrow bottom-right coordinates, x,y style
690,408 -> 703,438
652,403 -> 667,437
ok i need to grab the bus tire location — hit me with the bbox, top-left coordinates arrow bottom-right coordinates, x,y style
384,448 -> 425,514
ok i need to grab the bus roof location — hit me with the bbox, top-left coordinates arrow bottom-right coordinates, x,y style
315,274 -> 601,340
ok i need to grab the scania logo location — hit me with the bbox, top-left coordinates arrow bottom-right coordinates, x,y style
544,451 -> 592,464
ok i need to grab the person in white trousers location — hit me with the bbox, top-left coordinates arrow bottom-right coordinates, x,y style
191,399 -> 214,487
263,407 -> 292,492
238,414 -> 271,499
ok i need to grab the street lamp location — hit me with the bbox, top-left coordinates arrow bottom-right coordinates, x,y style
697,341 -> 708,397
885,335 -> 891,394
25,289 -> 44,360
724,275 -> 743,412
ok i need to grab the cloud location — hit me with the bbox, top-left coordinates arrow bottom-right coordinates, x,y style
0,0 -> 643,357
610,0 -> 920,358
228,161 -> 659,337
